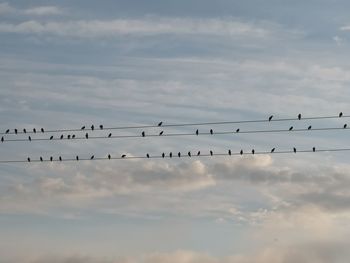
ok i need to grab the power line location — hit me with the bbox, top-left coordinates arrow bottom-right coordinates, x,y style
0,113 -> 347,135
1,126 -> 348,143
1,147 -> 350,164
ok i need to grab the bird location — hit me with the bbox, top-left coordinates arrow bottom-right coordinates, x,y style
146,153 -> 150,158
142,131 -> 145,137
298,113 -> 301,120
293,147 -> 296,153
210,150 -> 213,156
5,129 -> 9,134
289,126 -> 293,131
81,126 -> 85,130
188,151 -> 191,157
108,133 -> 112,138
85,133 -> 88,139
236,128 -> 240,133
178,152 -> 181,158
344,124 -> 347,129
14,129 -> 17,134
40,157 -> 43,162
269,115 -> 273,121
76,156 -> 79,161
108,154 -> 111,160
162,153 -> 165,158
271,148 -> 275,153
99,125 -> 103,130
1,137 -> 3,143
228,149 -> 231,155
252,149 -> 255,155
313,147 -> 316,152
41,128 -> 44,133
196,129 -> 199,135
27,157 -> 30,162
159,131 -> 164,136
59,156 -> 62,161
50,156 -> 53,162
339,112 -> 343,118
197,151 -> 200,156
23,128 -> 26,133
158,121 -> 163,127
60,134 -> 64,139
67,135 -> 71,139
169,152 -> 172,158
28,136 -> 31,141
90,155 -> 94,160
33,128 -> 36,133
72,134 -> 76,139
121,154 -> 126,158
91,125 -> 94,131
308,125 -> 312,130
240,150 -> 243,155
210,129 -> 213,135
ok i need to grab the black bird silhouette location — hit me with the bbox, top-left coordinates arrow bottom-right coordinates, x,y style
91,125 -> 94,131
169,152 -> 172,158
210,150 -> 213,156
5,129 -> 9,134
59,156 -> 62,161
41,128 -> 44,133
344,124 -> 347,129
210,129 -> 213,135
90,155 -> 94,160
162,153 -> 165,158
27,157 -> 30,162
108,154 -> 111,160
108,133 -> 112,138
60,134 -> 64,139
269,115 -> 273,121
23,128 -> 26,133
308,125 -> 312,130
240,150 -> 243,155
50,156 -> 53,162
1,137 -> 3,143
142,131 -> 145,137
252,149 -> 255,155
159,131 -> 164,136
28,136 -> 31,141
85,133 -> 88,139
339,112 -> 343,118
236,128 -> 240,133
122,154 -> 126,158
14,129 -> 17,134
313,147 -> 316,152
271,148 -> 275,153
81,126 -> 85,130
298,113 -> 301,120
76,156 -> 79,161
33,128 -> 36,133
40,157 -> 43,162
72,134 -> 76,139
188,151 -> 191,157
197,151 -> 200,156
178,152 -> 181,158
196,129 -> 199,135
49,135 -> 54,140
67,135 -> 71,139
158,121 -> 163,127
146,153 -> 150,158
293,147 -> 297,153
228,149 -> 231,155
99,125 -> 103,130
289,126 -> 293,131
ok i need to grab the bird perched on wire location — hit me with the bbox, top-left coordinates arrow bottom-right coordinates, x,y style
240,150 -> 243,155
210,129 -> 213,135
344,124 -> 347,129
293,147 -> 297,153
108,154 -> 111,160
27,157 -> 30,162
121,154 -> 126,158
99,125 -> 103,130
271,148 -> 275,153
210,150 -> 213,156
178,152 -> 181,158
33,128 -> 36,133
339,112 -> 343,117
85,133 -> 88,139
23,128 -> 26,133
162,153 -> 165,158
108,133 -> 112,138
59,156 -> 62,161
228,149 -> 231,155
298,113 -> 301,120
146,153 -> 150,158
91,125 -> 94,131
1,137 -> 3,143
50,156 -> 53,162
196,129 -> 199,135
5,129 -> 9,134
188,151 -> 191,157
72,134 -> 76,139
60,134 -> 64,139
90,155 -> 94,160
252,149 -> 255,155
169,152 -> 172,158
289,126 -> 293,131
67,135 -> 71,139
28,136 -> 32,141
197,151 -> 200,156
76,156 -> 79,161
159,131 -> 164,136
40,157 -> 43,162
41,128 -> 44,133
269,115 -> 273,121
142,131 -> 145,137
236,128 -> 240,133
81,126 -> 85,130
308,125 -> 312,130
313,147 -> 316,152
14,129 -> 17,134
158,121 -> 163,127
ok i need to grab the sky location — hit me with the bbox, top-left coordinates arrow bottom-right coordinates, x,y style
1,0 -> 350,262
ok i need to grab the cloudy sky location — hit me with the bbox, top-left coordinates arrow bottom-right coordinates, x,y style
1,0 -> 350,262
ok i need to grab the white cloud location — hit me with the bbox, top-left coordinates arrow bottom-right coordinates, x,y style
23,6 -> 63,16
0,2 -> 15,14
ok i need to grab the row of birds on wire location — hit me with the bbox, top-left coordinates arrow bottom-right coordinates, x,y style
10,146 -> 329,163
0,112 -> 346,136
